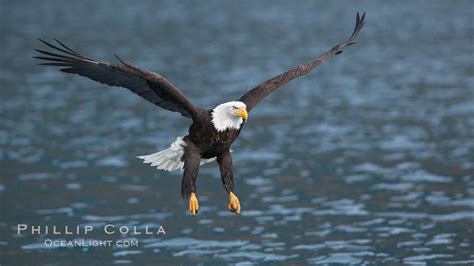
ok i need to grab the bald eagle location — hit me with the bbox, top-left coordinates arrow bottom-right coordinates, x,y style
35,13 -> 365,215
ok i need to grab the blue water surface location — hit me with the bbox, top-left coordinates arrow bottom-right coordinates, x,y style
1,0 -> 473,265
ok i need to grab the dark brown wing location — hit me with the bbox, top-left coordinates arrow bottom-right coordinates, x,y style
239,12 -> 366,112
34,39 -> 199,119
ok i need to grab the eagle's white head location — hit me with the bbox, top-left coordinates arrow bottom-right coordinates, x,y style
211,101 -> 248,132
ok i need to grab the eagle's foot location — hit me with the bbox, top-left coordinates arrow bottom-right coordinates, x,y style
228,192 -> 241,214
188,192 -> 199,216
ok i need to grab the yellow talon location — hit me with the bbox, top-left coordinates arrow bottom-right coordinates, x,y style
228,192 -> 241,214
188,192 -> 199,216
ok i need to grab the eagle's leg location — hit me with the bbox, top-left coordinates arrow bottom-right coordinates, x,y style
181,141 -> 201,216
217,149 -> 241,214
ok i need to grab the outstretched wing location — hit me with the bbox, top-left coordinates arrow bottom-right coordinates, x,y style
239,12 -> 366,112
34,39 -> 199,119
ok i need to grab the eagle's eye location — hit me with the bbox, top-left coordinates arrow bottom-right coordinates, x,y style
232,106 -> 238,110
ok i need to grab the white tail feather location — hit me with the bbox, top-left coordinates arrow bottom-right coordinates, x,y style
137,137 -> 216,172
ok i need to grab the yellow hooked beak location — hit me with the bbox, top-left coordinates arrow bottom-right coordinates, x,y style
234,107 -> 248,122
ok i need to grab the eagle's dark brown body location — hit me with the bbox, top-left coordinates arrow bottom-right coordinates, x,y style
34,12 -> 365,215
186,111 -> 242,159
179,110 -> 243,198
